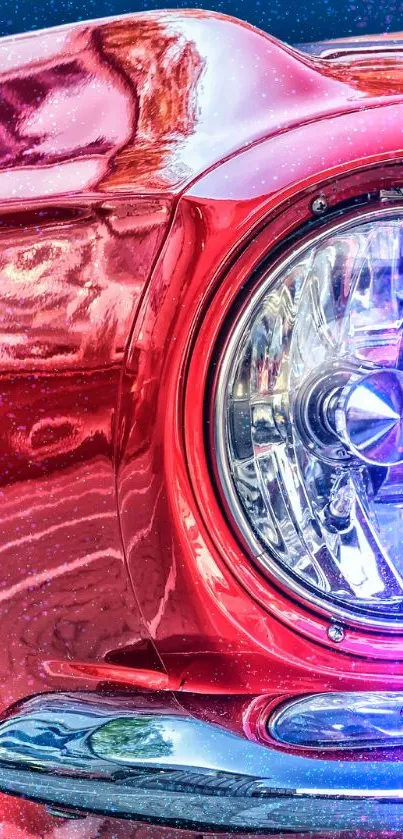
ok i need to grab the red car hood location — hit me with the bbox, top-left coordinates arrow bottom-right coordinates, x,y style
1,10 -> 403,202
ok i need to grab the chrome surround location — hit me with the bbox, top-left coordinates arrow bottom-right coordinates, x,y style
269,691 -> 403,750
298,40 -> 403,58
4,692 -> 403,831
214,205 -> 403,631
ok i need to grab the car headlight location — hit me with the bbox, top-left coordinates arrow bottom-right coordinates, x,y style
215,209 -> 403,628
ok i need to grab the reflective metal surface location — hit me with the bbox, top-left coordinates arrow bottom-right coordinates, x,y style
3,692 -> 403,831
215,209 -> 403,628
270,691 -> 403,749
336,369 -> 403,465
299,36 -> 403,57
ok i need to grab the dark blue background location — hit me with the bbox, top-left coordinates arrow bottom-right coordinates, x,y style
1,0 -> 403,47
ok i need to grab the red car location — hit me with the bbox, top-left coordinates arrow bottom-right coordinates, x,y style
0,9 -> 403,837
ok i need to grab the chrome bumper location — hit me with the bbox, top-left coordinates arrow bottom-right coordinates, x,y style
0,692 -> 403,832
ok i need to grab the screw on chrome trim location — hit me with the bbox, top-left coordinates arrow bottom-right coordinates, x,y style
327,623 -> 345,643
311,195 -> 328,216
380,187 -> 403,201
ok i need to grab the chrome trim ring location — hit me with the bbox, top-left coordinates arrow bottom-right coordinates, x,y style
214,205 -> 403,631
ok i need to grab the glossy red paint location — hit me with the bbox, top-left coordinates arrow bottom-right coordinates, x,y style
118,173 -> 403,678
2,8 -> 403,835
0,197 -> 174,714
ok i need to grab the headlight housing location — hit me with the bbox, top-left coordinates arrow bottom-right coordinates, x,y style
214,209 -> 403,629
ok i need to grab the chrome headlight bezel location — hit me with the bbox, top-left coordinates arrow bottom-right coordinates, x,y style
213,206 -> 403,631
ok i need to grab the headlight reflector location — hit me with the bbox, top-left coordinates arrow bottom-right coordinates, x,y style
215,211 -> 403,627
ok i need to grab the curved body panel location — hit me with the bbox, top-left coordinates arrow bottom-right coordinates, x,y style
2,10 -> 403,201
1,9 -> 403,836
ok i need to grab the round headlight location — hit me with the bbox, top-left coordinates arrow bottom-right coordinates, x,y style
215,210 -> 403,628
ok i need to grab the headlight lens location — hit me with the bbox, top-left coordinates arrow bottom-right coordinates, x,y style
215,211 -> 403,627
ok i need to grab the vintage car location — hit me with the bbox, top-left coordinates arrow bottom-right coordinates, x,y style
1,7 -> 403,837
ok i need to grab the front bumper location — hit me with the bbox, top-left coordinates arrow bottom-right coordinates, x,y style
1,692 -> 403,834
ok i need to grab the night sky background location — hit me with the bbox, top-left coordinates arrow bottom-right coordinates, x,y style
1,0 -> 403,44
